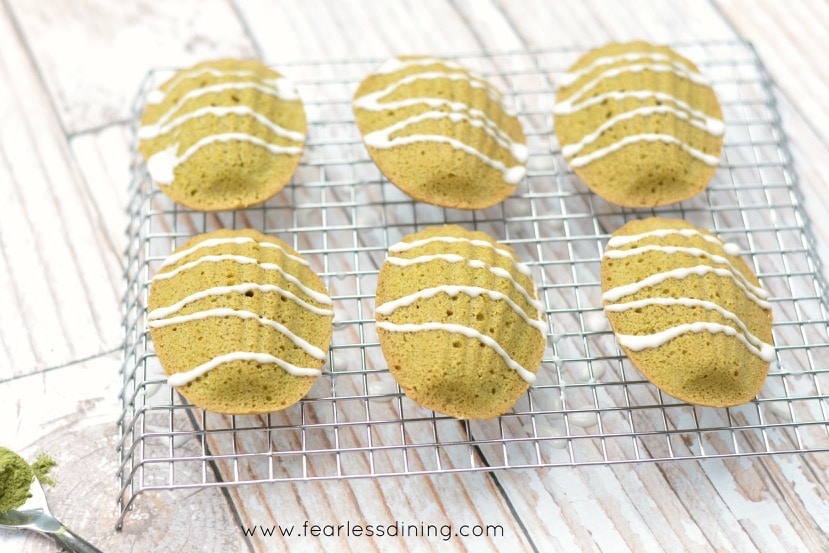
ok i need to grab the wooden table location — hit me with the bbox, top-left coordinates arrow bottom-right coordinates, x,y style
2,1 -> 828,551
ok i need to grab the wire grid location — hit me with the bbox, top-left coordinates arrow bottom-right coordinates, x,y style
117,40 -> 829,526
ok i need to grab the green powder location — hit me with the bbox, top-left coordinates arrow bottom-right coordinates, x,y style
31,453 -> 57,488
0,447 -> 34,513
0,448 -> 57,513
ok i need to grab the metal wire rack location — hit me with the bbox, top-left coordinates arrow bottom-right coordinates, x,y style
117,40 -> 829,527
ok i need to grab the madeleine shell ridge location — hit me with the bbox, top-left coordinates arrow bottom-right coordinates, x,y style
601,217 -> 773,406
375,225 -> 547,419
554,41 -> 725,207
148,229 -> 333,414
139,58 -> 307,211
353,56 -> 528,210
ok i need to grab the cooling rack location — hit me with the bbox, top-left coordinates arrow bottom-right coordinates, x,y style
116,40 -> 829,527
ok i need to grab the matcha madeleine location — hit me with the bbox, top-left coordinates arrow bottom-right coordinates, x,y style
139,59 -> 307,211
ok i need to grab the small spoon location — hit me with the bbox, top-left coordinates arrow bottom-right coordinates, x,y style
0,474 -> 101,552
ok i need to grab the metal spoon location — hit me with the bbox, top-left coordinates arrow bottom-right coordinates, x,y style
0,474 -> 101,552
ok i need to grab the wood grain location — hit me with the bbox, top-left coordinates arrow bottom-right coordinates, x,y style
0,354 -> 248,553
2,0 -> 829,552
6,0 -> 259,134
0,1 -> 122,378
441,1 -> 829,551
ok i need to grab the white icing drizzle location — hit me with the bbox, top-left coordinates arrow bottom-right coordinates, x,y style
554,54 -> 721,170
148,282 -> 335,320
353,60 -> 524,183
603,224 -> 773,362
558,52 -> 699,88
332,305 -> 349,329
604,297 -> 772,357
146,90 -> 166,105
150,68 -> 295,101
603,244 -> 767,300
143,69 -> 304,190
167,351 -> 320,387
148,68 -> 260,104
378,232 -> 544,385
355,67 -> 524,183
147,134 -> 303,185
356,98 -> 527,182
376,321 -> 536,384
567,132 -> 719,168
373,57 -> 522,121
616,322 -> 774,362
384,253 -> 543,313
568,412 -> 599,429
151,230 -> 330,391
145,146 -> 179,184
152,253 -> 332,305
159,236 -> 309,269
583,311 -> 609,332
602,264 -> 770,309
375,285 -> 546,333
148,307 -> 327,360
139,105 -> 306,142
723,242 -> 742,256
559,62 -> 710,107
354,70 -> 512,115
607,228 -> 725,249
560,105 -> 724,159
355,95 -> 474,115
363,109 -> 528,162
367,380 -> 398,399
365,130 -> 525,184
552,89 -> 720,124
389,236 -> 531,276
149,81 -> 300,131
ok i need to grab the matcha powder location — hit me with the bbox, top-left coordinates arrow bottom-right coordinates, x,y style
31,453 -> 57,488
0,447 -> 57,512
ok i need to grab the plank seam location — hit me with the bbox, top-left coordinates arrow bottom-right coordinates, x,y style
0,346 -> 120,385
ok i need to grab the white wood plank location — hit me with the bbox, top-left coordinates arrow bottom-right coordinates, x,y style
713,0 -> 829,260
227,475 -> 534,551
715,0 -> 829,149
0,3 -> 123,377
489,0 -> 612,50
774,90 -> 829,277
240,0 -> 483,61
5,0 -> 258,133
3,1 -> 829,552
68,124 -> 135,268
489,0 -> 739,48
442,1 -> 829,551
0,354 -> 247,553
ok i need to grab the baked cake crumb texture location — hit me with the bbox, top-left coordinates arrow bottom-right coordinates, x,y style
554,42 -> 724,207
354,56 -> 527,210
601,217 -> 773,406
375,225 -> 547,419
148,229 -> 333,414
139,59 -> 306,211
